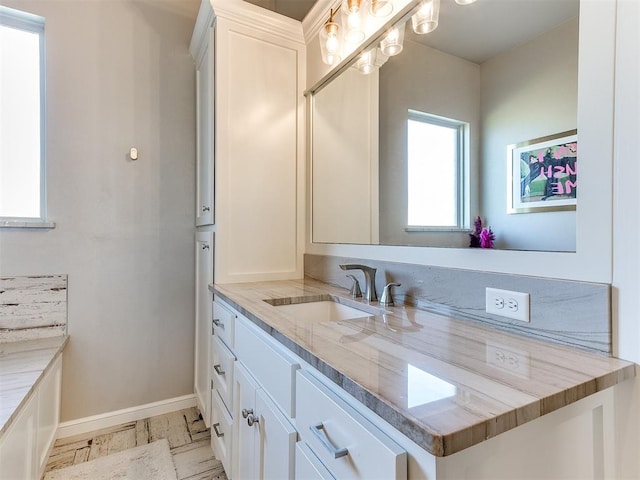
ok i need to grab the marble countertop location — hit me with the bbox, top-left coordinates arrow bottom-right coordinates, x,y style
212,278 -> 636,457
0,335 -> 68,437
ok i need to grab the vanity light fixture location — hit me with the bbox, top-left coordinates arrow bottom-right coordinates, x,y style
369,0 -> 394,17
342,0 -> 366,44
380,22 -> 406,56
411,0 -> 440,34
454,0 -> 477,5
320,8 -> 342,65
355,47 -> 378,74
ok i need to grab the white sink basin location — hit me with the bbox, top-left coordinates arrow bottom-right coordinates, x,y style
273,300 -> 374,322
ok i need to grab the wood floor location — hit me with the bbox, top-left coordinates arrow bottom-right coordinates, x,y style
44,407 -> 228,480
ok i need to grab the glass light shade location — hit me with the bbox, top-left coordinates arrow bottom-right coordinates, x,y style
412,0 -> 440,34
342,0 -> 366,45
319,21 -> 342,66
355,48 -> 378,74
369,0 -> 393,18
380,23 -> 405,56
455,0 -> 477,4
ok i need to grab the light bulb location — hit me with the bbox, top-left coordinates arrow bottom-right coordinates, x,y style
320,21 -> 342,65
380,23 -> 405,56
412,0 -> 440,34
342,0 -> 365,44
369,0 -> 393,17
326,32 -> 339,54
356,48 -> 377,74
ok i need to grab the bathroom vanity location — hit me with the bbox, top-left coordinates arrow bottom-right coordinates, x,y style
208,278 -> 634,480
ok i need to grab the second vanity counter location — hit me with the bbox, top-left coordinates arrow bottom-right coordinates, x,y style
212,278 -> 635,457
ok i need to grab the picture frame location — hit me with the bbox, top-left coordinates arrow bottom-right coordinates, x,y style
507,130 -> 577,214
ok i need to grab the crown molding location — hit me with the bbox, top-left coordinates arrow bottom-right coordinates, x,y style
211,0 -> 304,45
189,0 -> 215,63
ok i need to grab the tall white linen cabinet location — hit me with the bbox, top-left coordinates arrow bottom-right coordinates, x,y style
189,0 -> 306,431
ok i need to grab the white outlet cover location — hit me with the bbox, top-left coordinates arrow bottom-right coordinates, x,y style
485,287 -> 530,322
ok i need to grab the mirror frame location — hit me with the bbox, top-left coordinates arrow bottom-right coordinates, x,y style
305,0 -> 615,283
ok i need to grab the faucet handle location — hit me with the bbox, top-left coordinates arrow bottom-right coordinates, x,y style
380,282 -> 401,306
346,275 -> 362,298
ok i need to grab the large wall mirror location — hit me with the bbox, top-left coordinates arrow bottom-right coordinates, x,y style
311,0 -> 580,252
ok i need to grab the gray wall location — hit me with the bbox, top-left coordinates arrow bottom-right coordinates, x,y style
0,0 -> 199,422
480,17 -> 578,251
378,39 -> 481,247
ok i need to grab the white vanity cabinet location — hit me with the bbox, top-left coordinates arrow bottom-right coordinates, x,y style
194,231 -> 214,427
295,370 -> 407,480
232,313 -> 300,480
210,299 -> 237,475
0,354 -> 62,480
189,0 -> 305,286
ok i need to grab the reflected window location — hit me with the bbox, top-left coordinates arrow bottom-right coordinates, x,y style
407,364 -> 456,408
407,110 -> 467,229
0,7 -> 45,220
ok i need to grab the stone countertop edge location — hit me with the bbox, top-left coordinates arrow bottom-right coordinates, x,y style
211,279 -> 636,458
0,335 -> 69,438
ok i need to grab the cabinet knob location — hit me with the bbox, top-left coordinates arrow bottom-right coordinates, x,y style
213,364 -> 225,376
241,408 -> 253,419
202,205 -> 211,212
247,414 -> 259,427
213,318 -> 223,328
212,423 -> 224,438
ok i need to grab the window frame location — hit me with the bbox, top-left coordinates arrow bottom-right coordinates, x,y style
0,6 -> 48,226
405,109 -> 468,231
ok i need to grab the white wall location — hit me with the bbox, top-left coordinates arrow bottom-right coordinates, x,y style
0,0 -> 199,422
480,17 -> 578,251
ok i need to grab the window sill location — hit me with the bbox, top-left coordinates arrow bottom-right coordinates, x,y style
405,226 -> 471,233
0,220 -> 56,229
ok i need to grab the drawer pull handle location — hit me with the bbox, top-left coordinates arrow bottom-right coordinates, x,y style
310,422 -> 348,459
247,414 -> 259,427
213,364 -> 225,375
202,205 -> 211,212
241,408 -> 253,419
212,423 -> 224,438
213,318 -> 224,329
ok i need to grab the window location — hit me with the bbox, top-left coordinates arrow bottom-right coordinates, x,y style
406,110 -> 467,229
0,7 -> 46,222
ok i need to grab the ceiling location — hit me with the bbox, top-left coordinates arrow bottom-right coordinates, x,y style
242,0 -> 318,21
241,0 -> 578,65
406,0 -> 579,64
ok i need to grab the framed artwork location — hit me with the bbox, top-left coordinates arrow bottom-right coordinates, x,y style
507,130 -> 577,214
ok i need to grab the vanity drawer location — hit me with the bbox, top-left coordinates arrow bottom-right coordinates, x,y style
211,389 -> 233,476
296,370 -> 407,480
234,315 -> 300,418
296,442 -> 335,480
211,335 -> 236,411
213,299 -> 236,349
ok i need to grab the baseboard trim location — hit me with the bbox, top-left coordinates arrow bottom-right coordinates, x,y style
56,394 -> 197,439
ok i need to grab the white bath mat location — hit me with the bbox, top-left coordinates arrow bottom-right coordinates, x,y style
44,439 -> 177,480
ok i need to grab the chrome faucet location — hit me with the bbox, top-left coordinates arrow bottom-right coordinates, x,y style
339,264 -> 377,302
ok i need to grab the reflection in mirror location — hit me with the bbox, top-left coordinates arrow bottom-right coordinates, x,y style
312,0 -> 579,251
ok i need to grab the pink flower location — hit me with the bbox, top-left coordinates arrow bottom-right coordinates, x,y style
480,227 -> 495,249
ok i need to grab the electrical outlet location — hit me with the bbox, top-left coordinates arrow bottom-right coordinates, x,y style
485,288 -> 530,322
486,341 -> 530,378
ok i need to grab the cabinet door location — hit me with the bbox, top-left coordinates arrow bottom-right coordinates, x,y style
36,355 -> 62,478
0,392 -> 37,480
233,362 -> 260,480
195,231 -> 214,426
256,389 -> 297,480
195,28 -> 214,226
